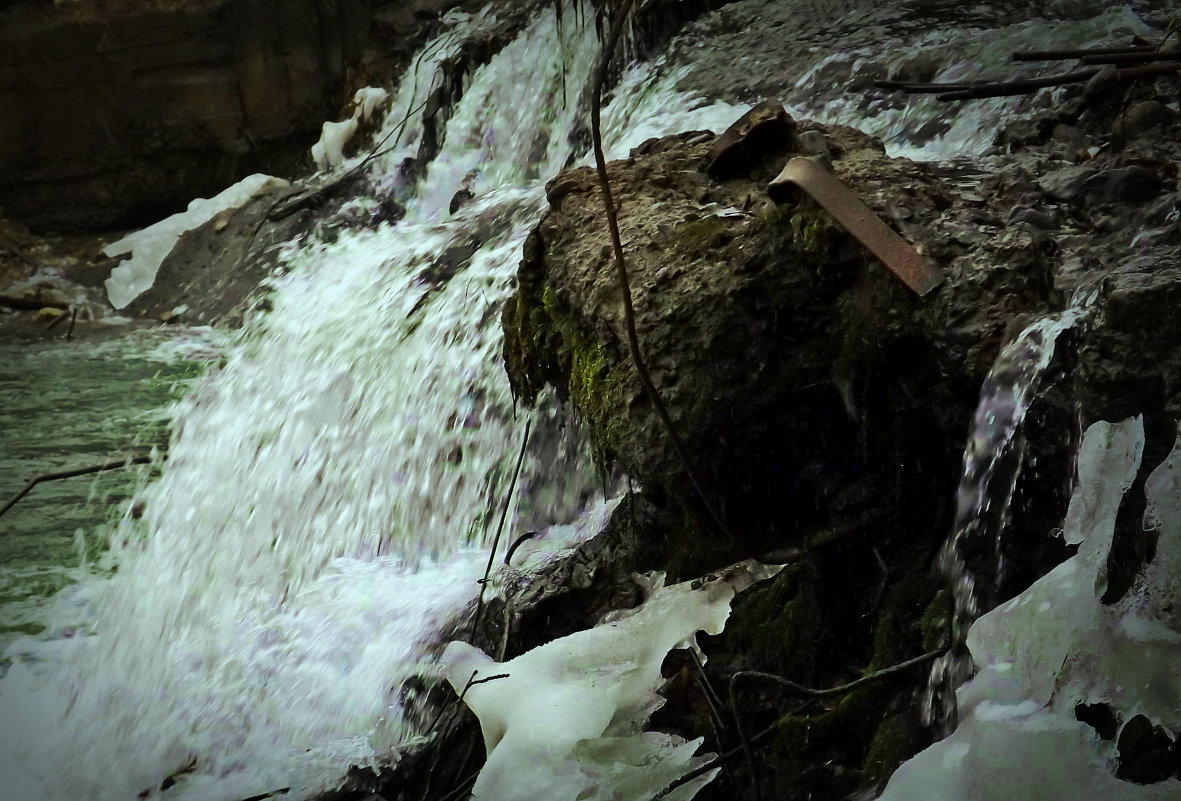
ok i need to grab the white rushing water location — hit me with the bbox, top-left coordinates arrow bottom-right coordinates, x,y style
0,4 -> 761,800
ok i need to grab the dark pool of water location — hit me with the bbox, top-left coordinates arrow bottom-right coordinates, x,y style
0,327 -> 215,646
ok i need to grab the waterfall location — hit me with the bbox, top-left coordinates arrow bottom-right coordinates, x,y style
0,4 -> 754,800
923,297 -> 1092,734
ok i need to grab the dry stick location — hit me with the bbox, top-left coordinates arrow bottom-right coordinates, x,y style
1081,50 -> 1181,65
425,670 -> 511,735
431,770 -> 478,801
0,455 -> 154,520
1011,45 -> 1154,61
268,96 -> 431,223
470,418 -> 532,641
656,649 -> 945,800
590,0 -> 747,556
689,648 -> 729,734
935,67 -> 1100,100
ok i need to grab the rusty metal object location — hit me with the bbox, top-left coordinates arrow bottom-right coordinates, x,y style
768,157 -> 943,297
706,100 -> 796,179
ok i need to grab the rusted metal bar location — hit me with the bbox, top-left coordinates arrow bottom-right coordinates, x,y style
768,157 -> 943,297
1082,50 -> 1181,65
1012,45 -> 1154,61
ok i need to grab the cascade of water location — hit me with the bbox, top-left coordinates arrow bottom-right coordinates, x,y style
0,4 -> 760,800
923,295 -> 1093,734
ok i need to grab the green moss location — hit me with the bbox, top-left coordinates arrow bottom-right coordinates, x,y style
502,282 -> 631,468
747,568 -> 942,799
727,566 -> 821,677
668,217 -> 732,252
790,205 -> 837,255
867,570 -> 942,670
863,710 -> 922,786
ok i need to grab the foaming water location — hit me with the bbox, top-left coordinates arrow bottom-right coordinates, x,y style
0,4 -> 757,800
791,5 -> 1150,160
923,295 -> 1093,733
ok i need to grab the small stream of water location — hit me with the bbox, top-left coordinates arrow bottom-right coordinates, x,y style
922,296 -> 1093,734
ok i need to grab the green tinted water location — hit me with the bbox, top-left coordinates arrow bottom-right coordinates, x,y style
0,329 -> 210,648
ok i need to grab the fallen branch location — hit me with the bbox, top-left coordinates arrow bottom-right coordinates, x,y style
590,0 -> 747,556
470,418 -> 531,641
934,67 -> 1100,100
1011,45 -> 1154,61
239,789 -> 289,801
653,649 -> 945,800
0,454 -> 155,521
0,234 -> 40,270
0,294 -> 69,312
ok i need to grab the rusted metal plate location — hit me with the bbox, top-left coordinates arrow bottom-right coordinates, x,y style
706,100 -> 796,179
768,157 -> 944,297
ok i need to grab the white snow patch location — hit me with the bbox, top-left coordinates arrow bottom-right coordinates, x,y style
311,86 -> 390,171
103,174 -> 288,309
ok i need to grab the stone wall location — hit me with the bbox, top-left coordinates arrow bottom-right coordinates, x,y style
0,0 -> 371,232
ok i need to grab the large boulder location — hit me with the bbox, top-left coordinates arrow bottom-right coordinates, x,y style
503,114 -> 1060,556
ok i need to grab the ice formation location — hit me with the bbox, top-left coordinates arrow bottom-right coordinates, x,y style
441,559 -> 784,801
103,173 -> 288,309
311,86 -> 390,171
879,417 -> 1181,800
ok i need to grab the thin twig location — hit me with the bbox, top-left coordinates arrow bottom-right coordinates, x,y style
470,419 -> 532,640
431,770 -> 478,801
689,648 -> 729,735
498,595 -> 513,662
728,649 -> 943,702
1,455 -> 154,520
65,306 -> 78,341
267,97 -> 430,222
422,668 -> 511,757
670,649 -> 947,801
589,0 -> 747,556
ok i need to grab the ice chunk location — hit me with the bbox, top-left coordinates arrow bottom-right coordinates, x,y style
310,86 -> 390,171
103,174 -> 288,309
311,118 -> 360,172
441,559 -> 783,801
352,86 -> 390,123
878,417 -> 1181,801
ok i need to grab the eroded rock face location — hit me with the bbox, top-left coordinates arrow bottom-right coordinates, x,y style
503,116 -> 1059,556
0,0 -> 372,233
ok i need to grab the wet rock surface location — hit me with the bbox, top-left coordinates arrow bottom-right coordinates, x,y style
503,116 -> 1060,559
489,5 -> 1181,791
